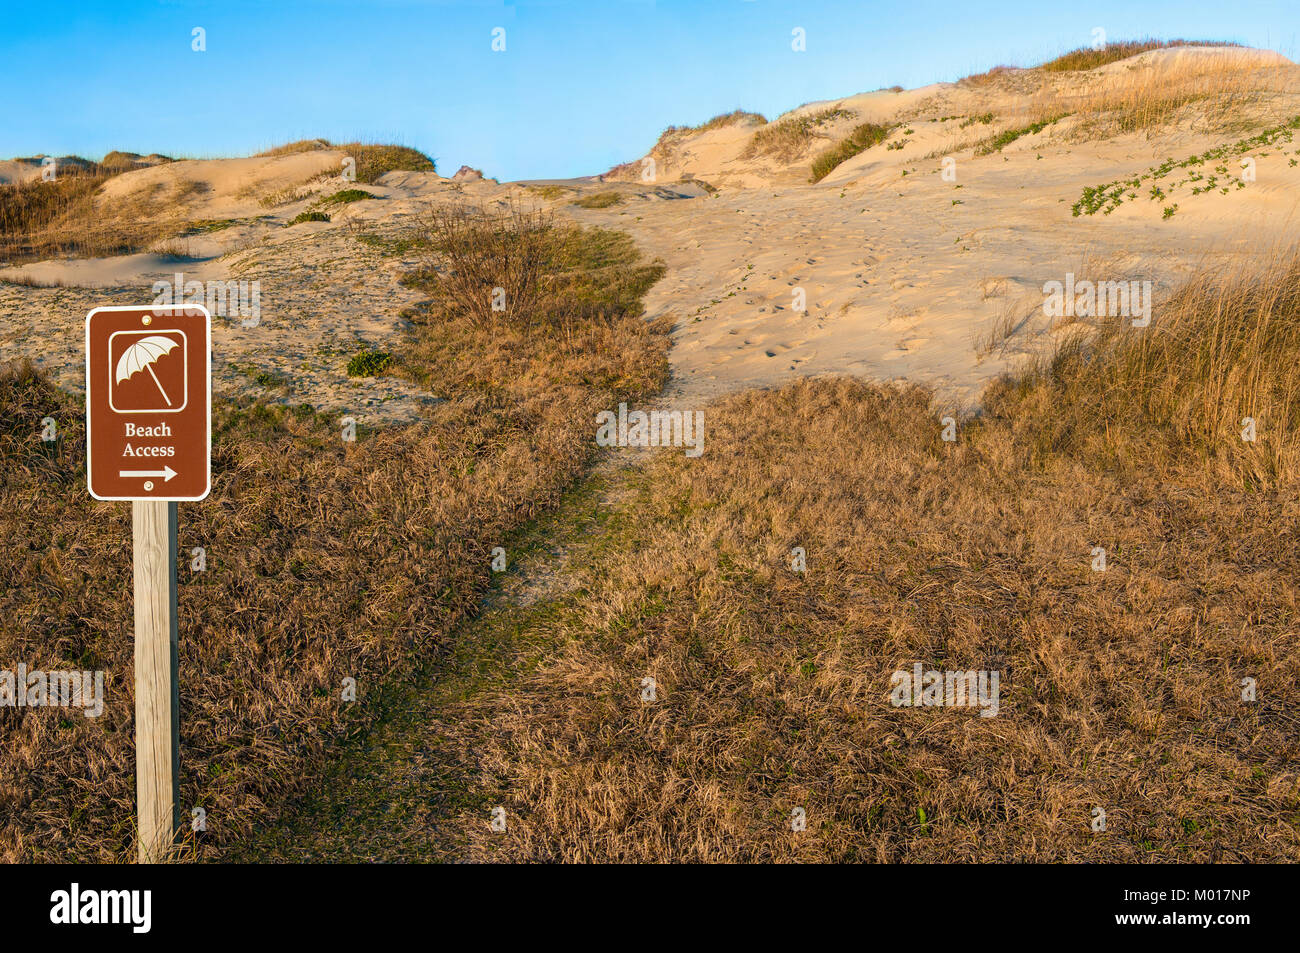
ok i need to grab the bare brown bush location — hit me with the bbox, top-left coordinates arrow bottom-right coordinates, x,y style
406,204 -> 664,334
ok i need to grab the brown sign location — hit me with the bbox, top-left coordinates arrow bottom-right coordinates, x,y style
86,305 -> 211,501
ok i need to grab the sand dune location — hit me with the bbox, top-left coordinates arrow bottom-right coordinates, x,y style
3,44 -> 1299,417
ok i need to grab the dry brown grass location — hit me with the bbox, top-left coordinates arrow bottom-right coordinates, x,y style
0,162 -> 196,264
1041,39 -> 1240,73
335,142 -> 436,183
1034,49 -> 1293,134
257,140 -> 436,183
1015,250 -> 1300,482
956,41 -> 1289,136
958,65 -> 1021,88
402,204 -> 663,334
0,212 -> 669,861
407,253 -> 1300,863
740,107 -> 853,162
255,139 -> 332,157
661,110 -> 767,139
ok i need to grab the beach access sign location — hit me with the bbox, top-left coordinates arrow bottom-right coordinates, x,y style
86,304 -> 211,501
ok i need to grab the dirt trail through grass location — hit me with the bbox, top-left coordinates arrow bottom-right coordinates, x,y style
233,451 -> 641,861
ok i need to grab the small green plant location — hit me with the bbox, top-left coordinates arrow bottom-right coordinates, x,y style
572,191 -> 622,209
346,347 -> 392,377
288,210 -> 330,225
1072,116 -> 1300,216
319,189 -> 376,206
1163,204 -> 1179,219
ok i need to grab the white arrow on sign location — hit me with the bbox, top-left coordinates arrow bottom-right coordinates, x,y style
120,467 -> 178,482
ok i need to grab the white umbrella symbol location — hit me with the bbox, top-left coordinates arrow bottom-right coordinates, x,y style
115,335 -> 179,406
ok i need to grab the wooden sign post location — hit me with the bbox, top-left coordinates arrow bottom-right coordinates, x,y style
86,304 -> 211,863
132,499 -> 180,862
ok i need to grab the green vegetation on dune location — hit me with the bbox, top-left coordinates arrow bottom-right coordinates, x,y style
742,107 -> 854,163
317,188 -> 376,206
809,122 -> 891,182
256,140 -> 436,182
571,190 -> 623,209
1073,115 -> 1300,216
973,114 -> 1069,155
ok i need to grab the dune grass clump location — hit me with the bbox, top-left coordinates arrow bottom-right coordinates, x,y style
661,110 -> 768,139
524,185 -> 569,200
809,122 -> 891,182
317,189 -> 375,206
182,218 -> 242,234
604,111 -> 767,179
571,191 -> 622,209
959,64 -> 1017,87
256,141 -> 435,183
1045,47 -> 1283,134
336,143 -> 436,183
0,162 -> 176,263
256,139 -> 333,157
401,204 -> 664,335
1004,249 -> 1300,481
741,107 -> 854,162
974,114 -> 1067,155
98,151 -> 172,172
1040,39 -> 1241,72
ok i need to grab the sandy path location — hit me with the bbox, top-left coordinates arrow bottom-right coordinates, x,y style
578,127 -> 1300,408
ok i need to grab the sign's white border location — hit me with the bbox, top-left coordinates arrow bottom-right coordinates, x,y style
85,304 -> 212,502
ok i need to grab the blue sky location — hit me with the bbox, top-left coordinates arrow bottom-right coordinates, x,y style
2,0 -> 1296,180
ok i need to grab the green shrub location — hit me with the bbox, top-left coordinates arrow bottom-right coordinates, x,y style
346,348 -> 392,377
